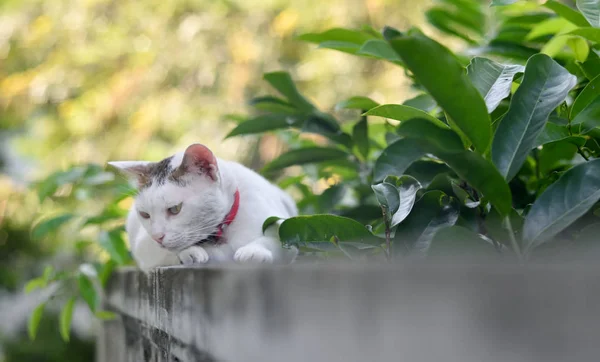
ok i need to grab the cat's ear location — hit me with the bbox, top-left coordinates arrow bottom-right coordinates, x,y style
176,144 -> 219,182
107,161 -> 154,188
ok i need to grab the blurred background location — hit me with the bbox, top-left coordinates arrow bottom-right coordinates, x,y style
0,0 -> 443,360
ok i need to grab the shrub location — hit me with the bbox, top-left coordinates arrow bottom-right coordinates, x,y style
26,0 -> 600,340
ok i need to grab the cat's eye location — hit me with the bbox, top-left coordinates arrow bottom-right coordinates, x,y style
139,211 -> 150,219
167,203 -> 183,215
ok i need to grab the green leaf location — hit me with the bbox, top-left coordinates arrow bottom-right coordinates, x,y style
526,18 -> 573,40
98,260 -> 116,287
317,185 -> 346,213
99,230 -> 132,265
263,72 -> 315,111
396,116 -> 465,152
335,96 -> 379,111
389,29 -> 491,152
59,297 -> 76,342
95,310 -> 117,320
279,215 -> 381,248
492,54 -> 577,181
225,114 -> 296,138
28,303 -> 45,340
390,175 -> 422,227
249,96 -> 296,113
372,182 -> 400,222
569,28 -> 600,44
534,123 -> 586,148
397,119 -> 513,215
364,104 -> 448,128
373,138 -> 425,182
428,226 -> 497,257
467,57 -> 524,113
523,159 -> 600,251
579,52 -> 600,79
32,214 -> 74,240
403,94 -> 437,112
24,278 -> 47,294
486,207 -> 524,248
357,39 -> 402,62
544,0 -> 590,27
394,191 -> 460,255
352,117 -> 369,159
297,28 -> 375,48
262,147 -> 349,172
572,75 -> 600,119
78,274 -> 98,312
577,0 -> 600,27
262,216 -> 282,234
572,96 -> 600,133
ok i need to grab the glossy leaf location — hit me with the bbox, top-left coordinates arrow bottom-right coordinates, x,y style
390,176 -> 422,227
279,215 -> 381,248
263,147 -> 349,172
364,104 -> 448,128
394,191 -> 460,255
523,159 -> 600,251
372,182 -> 400,222
492,54 -> 577,181
534,123 -> 586,148
467,57 -> 524,112
32,214 -> 74,240
389,29 -> 491,152
373,138 -> 425,182
262,216 -> 282,234
572,75 -> 600,120
577,0 -> 600,27
60,297 -> 76,342
397,119 -> 513,215
28,303 -> 45,340
572,96 -> 600,133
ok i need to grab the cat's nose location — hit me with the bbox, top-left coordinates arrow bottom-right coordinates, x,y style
152,233 -> 165,244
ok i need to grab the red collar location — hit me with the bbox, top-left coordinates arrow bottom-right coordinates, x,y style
214,189 -> 240,242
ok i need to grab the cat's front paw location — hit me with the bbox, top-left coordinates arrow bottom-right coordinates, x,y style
234,244 -> 273,263
178,246 -> 209,265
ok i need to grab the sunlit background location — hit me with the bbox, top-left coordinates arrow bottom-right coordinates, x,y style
0,0 -> 448,360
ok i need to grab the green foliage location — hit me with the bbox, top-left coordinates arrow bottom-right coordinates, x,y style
24,0 -> 600,341
228,0 -> 600,262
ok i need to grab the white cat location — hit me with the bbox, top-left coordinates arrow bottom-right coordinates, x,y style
108,143 -> 298,270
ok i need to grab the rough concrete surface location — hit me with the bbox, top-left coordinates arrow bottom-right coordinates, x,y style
98,262 -> 600,362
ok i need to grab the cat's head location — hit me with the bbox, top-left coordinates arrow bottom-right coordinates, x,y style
109,144 -> 229,251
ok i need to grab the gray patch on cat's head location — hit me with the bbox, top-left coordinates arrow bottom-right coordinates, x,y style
139,156 -> 188,189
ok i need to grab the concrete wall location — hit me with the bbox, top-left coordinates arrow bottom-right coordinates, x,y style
98,263 -> 600,362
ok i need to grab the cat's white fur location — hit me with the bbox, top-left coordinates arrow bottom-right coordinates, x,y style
109,144 -> 298,270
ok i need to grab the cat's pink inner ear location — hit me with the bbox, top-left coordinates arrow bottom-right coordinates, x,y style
181,144 -> 218,181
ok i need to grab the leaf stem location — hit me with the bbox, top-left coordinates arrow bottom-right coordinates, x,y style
577,146 -> 590,161
504,216 -> 522,262
384,223 -> 391,261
